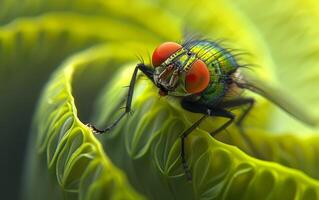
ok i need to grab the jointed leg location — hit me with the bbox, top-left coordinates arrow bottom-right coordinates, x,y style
209,109 -> 235,136
87,63 -> 154,134
180,115 -> 208,181
180,99 -> 236,181
181,99 -> 236,136
218,98 -> 255,127
217,98 -> 261,157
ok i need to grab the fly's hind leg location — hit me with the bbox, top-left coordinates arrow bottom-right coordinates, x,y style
217,98 -> 261,158
87,63 -> 154,134
217,97 -> 255,127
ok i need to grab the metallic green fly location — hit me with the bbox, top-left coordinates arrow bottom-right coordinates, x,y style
87,39 -> 317,181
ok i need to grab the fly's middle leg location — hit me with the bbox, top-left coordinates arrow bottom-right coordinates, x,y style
180,99 -> 237,181
180,115 -> 207,181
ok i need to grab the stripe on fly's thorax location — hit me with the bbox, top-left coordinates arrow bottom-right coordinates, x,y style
185,41 -> 238,104
187,41 -> 239,74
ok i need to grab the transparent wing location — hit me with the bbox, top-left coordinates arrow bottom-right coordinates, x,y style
234,73 -> 318,127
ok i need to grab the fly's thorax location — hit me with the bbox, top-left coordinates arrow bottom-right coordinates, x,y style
186,40 -> 240,75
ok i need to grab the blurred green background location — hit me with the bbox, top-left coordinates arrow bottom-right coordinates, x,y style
1,0 -> 319,200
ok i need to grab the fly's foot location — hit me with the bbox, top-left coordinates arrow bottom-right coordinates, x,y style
182,160 -> 193,182
126,109 -> 134,116
86,123 -> 105,134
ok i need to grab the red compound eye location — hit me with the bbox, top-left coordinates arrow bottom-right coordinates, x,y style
185,59 -> 210,94
152,42 -> 182,67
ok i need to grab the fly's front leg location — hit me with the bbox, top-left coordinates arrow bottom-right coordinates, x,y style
87,63 -> 154,134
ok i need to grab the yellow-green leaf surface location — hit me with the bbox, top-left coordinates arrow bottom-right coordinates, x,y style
0,0 -> 318,199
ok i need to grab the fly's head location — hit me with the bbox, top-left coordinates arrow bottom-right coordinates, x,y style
151,42 -> 210,97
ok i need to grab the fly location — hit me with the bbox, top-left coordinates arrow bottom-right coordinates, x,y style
87,39 -> 318,181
